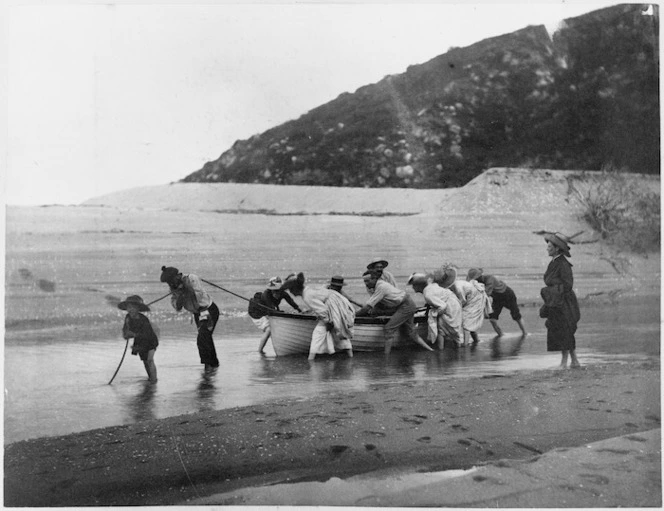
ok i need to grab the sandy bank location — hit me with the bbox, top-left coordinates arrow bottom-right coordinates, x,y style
82,167 -> 660,217
4,360 -> 659,506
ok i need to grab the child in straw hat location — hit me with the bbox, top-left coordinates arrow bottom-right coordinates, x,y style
118,295 -> 159,382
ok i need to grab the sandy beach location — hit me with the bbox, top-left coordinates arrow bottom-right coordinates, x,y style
4,168 -> 660,506
4,359 -> 659,506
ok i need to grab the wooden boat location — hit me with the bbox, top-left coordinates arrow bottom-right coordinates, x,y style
267,310 -> 428,356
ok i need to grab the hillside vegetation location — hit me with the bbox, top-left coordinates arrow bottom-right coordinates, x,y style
183,4 -> 659,189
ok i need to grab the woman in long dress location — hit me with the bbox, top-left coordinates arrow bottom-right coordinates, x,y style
434,264 -> 490,344
282,273 -> 354,360
541,233 -> 581,369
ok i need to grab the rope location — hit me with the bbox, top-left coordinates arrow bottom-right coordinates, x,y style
201,278 -> 251,302
169,425 -> 200,498
146,291 -> 172,306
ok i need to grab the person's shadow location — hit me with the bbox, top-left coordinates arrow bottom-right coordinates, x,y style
128,381 -> 157,422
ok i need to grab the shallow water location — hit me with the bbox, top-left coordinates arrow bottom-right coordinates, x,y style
4,206 -> 660,444
4,301 -> 658,445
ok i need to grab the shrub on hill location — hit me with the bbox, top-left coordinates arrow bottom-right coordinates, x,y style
568,168 -> 661,253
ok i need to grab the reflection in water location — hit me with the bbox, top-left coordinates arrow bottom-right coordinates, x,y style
308,357 -> 354,382
489,334 -> 527,359
196,370 -> 217,412
128,381 -> 157,422
4,303 -> 658,444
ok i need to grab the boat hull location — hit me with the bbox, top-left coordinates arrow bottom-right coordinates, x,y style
268,311 -> 427,356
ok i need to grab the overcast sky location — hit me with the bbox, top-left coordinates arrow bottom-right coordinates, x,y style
4,1 -> 624,206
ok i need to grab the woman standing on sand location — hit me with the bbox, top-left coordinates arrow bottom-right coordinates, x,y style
541,233 -> 581,369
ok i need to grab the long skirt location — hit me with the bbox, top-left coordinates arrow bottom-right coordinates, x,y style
461,282 -> 490,332
546,292 -> 579,351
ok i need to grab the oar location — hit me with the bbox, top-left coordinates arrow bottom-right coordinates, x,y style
107,291 -> 172,385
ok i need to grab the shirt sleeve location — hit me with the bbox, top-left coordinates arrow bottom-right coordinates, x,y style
424,288 -> 448,312
381,271 -> 398,287
303,289 -> 330,322
185,274 -> 212,310
558,259 -> 574,292
282,292 -> 300,310
122,315 -> 132,338
365,281 -> 389,308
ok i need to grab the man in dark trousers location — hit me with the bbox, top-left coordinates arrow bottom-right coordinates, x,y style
160,266 -> 220,371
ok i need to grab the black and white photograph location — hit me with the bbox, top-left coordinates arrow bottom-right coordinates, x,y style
3,1 -> 660,507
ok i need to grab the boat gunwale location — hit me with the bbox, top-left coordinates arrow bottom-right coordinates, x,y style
267,309 -> 427,325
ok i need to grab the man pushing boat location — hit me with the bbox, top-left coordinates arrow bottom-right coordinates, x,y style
356,270 -> 434,355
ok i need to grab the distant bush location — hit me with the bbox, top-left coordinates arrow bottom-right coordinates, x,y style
568,168 -> 660,253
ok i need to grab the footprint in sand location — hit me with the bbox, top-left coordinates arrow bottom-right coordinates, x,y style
329,445 -> 350,456
473,474 -> 503,484
363,430 -> 387,437
417,436 -> 431,443
578,473 -> 610,485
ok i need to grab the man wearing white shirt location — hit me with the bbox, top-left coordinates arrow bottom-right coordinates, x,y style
357,270 -> 433,354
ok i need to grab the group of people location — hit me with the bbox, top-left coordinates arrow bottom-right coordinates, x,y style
250,257 -> 530,359
116,231 -> 581,382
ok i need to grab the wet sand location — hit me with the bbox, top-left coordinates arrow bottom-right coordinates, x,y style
4,359 -> 659,506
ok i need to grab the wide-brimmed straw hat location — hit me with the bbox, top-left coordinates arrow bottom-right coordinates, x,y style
466,267 -> 483,281
544,232 -> 571,257
266,276 -> 283,290
118,295 -> 150,312
433,265 -> 458,288
329,275 -> 346,289
366,258 -> 389,270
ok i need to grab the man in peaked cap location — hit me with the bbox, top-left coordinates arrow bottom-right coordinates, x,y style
327,275 -> 362,308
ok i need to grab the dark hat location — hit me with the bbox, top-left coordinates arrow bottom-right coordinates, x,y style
280,272 -> 305,292
329,275 -> 346,288
160,266 -> 180,283
118,295 -> 150,312
544,233 -> 571,257
366,258 -> 389,270
433,264 -> 457,288
466,267 -> 483,281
